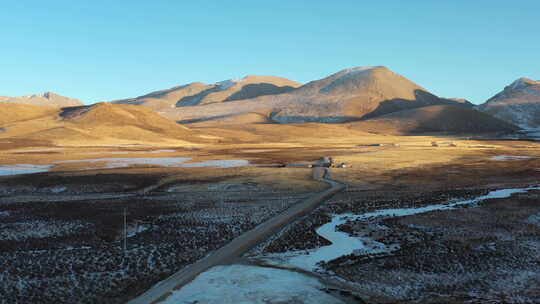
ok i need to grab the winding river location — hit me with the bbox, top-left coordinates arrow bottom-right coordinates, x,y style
271,186 -> 540,271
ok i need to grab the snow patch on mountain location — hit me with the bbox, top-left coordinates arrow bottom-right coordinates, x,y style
216,79 -> 238,90
509,78 -> 540,90
339,66 -> 376,78
320,66 -> 378,94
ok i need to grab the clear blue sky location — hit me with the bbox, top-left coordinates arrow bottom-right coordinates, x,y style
1,1 -> 538,105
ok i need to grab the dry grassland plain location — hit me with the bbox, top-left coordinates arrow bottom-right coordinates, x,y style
1,122 -> 540,303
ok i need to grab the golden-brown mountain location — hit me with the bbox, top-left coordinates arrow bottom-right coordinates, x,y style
0,103 -> 213,146
159,66 -> 471,124
0,67 -> 518,146
112,75 -> 301,111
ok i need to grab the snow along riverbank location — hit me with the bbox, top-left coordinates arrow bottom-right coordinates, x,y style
262,186 -> 540,271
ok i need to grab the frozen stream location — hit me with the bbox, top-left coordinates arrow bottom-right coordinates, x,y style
57,157 -> 192,168
491,155 -> 534,161
0,158 -> 250,175
266,186 -> 540,271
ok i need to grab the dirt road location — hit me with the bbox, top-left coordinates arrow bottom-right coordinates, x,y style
128,167 -> 345,304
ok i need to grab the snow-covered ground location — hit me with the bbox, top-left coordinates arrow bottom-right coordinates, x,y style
0,158 -> 250,176
216,79 -> 239,90
181,159 -> 250,168
65,158 -> 250,169
126,224 -> 150,238
262,186 -> 540,271
0,164 -> 52,176
0,220 -> 91,241
527,212 -> 540,228
162,264 -> 344,304
57,157 -> 192,168
491,155 -> 535,161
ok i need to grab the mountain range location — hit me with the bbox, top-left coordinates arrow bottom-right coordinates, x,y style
134,66 -> 474,124
112,75 -> 301,111
0,66 -> 530,145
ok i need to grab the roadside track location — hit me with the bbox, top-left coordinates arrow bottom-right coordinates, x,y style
0,193 -> 135,205
128,167 -> 345,304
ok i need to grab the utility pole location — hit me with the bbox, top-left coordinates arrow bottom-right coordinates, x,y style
123,207 -> 127,255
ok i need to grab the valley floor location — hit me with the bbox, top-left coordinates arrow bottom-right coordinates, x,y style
0,130 -> 539,303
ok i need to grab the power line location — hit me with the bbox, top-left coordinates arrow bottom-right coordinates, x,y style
123,207 -> 127,255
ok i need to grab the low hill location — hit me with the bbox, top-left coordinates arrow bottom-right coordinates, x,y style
164,66 -> 466,124
0,92 -> 83,107
61,103 -> 191,133
0,103 -> 58,125
478,78 -> 540,128
56,103 -> 205,143
112,75 -> 301,111
350,105 -> 519,134
0,103 -> 214,146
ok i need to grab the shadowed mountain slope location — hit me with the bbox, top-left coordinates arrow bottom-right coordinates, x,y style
350,105 -> 519,134
0,92 -> 83,107
112,75 -> 301,111
478,78 -> 540,128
